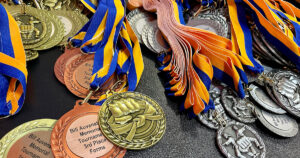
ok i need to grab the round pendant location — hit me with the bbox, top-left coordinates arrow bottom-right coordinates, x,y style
271,71 -> 300,117
147,24 -> 169,54
249,84 -> 286,114
198,83 -> 230,129
0,119 -> 56,158
99,92 -> 166,150
186,11 -> 229,38
221,88 -> 257,123
63,54 -> 118,99
217,121 -> 266,158
127,8 -> 156,44
54,48 -> 82,84
254,107 -> 298,137
51,101 -> 126,158
33,9 -> 65,50
25,49 -> 39,61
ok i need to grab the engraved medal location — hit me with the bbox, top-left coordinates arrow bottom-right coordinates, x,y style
0,119 -> 56,158
51,101 -> 126,158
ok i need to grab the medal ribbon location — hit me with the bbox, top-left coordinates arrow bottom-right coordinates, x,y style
0,4 -> 27,116
69,0 -> 144,104
235,0 -> 300,69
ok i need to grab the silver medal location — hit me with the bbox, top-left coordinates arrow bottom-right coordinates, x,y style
186,11 -> 229,38
127,8 -> 155,44
221,88 -> 256,123
198,84 -> 230,129
271,71 -> 300,117
147,24 -> 169,54
217,121 -> 266,158
254,106 -> 298,137
249,84 -> 286,114
142,24 -> 156,52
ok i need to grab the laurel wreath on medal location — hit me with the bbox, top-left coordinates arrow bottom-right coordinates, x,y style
99,92 -> 166,150
51,116 -> 72,158
0,119 -> 55,157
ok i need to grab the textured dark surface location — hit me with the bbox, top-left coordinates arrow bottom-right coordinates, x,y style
0,46 -> 300,158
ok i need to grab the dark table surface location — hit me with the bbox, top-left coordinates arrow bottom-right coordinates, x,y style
0,45 -> 300,158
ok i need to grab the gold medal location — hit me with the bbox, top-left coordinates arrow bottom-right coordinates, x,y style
51,101 -> 126,158
33,9 -> 65,50
4,5 -> 52,49
52,10 -> 86,45
0,119 -> 56,158
99,92 -> 166,150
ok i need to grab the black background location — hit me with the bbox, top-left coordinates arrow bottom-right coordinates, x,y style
1,45 -> 300,158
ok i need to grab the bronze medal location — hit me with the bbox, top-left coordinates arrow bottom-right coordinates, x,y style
63,54 -> 118,99
50,101 -> 126,158
54,48 -> 82,84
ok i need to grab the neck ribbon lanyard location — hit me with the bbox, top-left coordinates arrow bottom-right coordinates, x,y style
69,0 -> 144,105
0,4 -> 27,117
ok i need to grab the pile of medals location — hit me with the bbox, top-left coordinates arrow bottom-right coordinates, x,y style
126,0 -> 300,157
0,0 -> 88,61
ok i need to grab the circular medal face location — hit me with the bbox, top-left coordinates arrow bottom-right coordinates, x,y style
0,119 -> 56,158
51,101 -> 126,158
7,6 -> 52,49
198,84 -> 230,129
217,121 -> 266,158
99,92 -> 166,150
221,88 -> 256,123
34,10 -> 65,50
186,12 -> 229,38
54,48 -> 82,84
63,54 -> 118,99
249,84 -> 286,114
271,71 -> 300,117
25,49 -> 39,61
127,8 -> 156,43
254,107 -> 298,137
147,24 -> 169,54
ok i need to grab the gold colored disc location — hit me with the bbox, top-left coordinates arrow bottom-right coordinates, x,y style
99,92 -> 166,150
0,119 -> 56,158
4,5 -> 52,49
34,9 -> 65,50
25,49 -> 39,61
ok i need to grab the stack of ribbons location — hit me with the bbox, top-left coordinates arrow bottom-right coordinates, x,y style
128,0 -> 300,117
68,0 -> 144,105
0,4 -> 27,117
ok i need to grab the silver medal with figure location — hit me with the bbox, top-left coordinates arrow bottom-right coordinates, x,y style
221,88 -> 256,123
217,121 -> 266,158
254,106 -> 298,137
270,70 -> 300,117
198,84 -> 230,129
249,84 -> 286,114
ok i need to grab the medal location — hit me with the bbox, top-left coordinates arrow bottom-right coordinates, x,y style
0,119 -> 56,157
221,87 -> 257,124
98,92 -> 166,150
254,106 -> 298,137
147,24 -> 170,54
198,83 -> 230,129
217,121 -> 266,158
54,47 -> 82,84
269,70 -> 300,117
249,84 -> 286,114
51,101 -> 126,157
